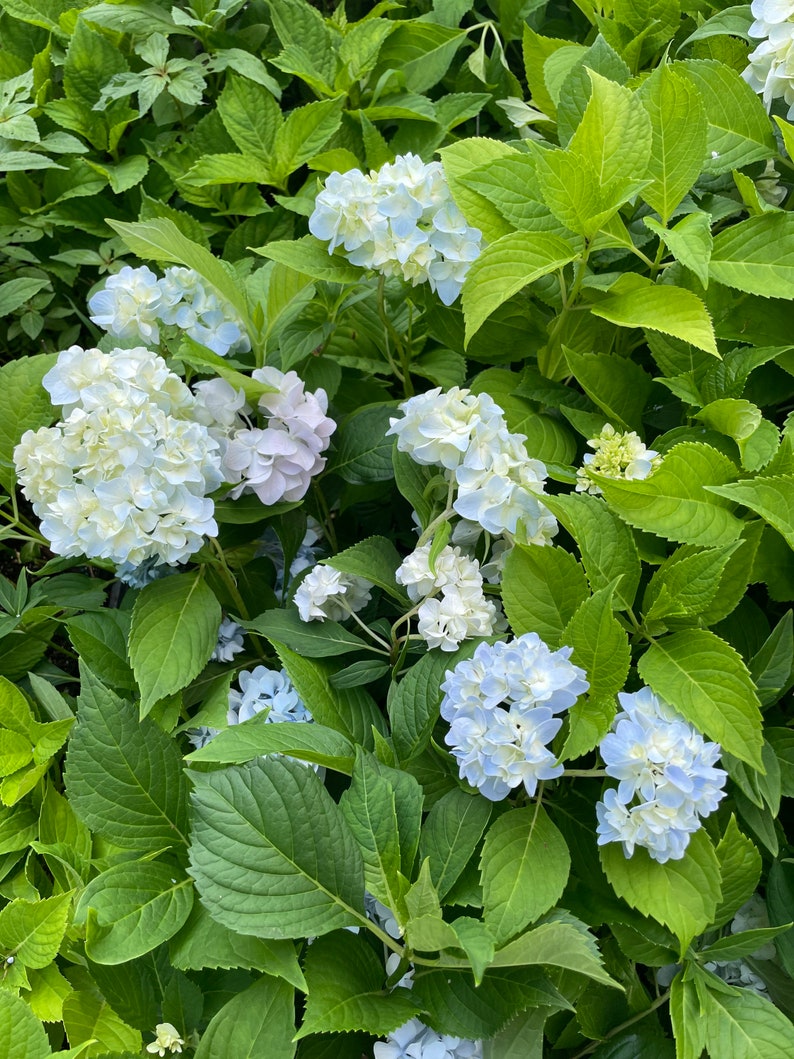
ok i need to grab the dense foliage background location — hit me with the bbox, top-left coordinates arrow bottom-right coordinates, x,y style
0,0 -> 792,1056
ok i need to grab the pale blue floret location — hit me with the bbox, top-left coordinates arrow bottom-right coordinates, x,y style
440,634 -> 588,801
227,665 -> 311,725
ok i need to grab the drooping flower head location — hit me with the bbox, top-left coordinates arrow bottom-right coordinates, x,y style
294,565 -> 372,623
440,634 -> 588,800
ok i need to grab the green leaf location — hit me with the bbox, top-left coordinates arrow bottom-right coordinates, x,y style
590,277 -> 717,355
568,71 -> 652,188
194,974 -> 296,1059
708,475 -> 794,549
0,278 -> 49,317
563,347 -> 653,433
217,74 -> 281,162
62,990 -> 142,1057
710,214 -> 794,298
128,573 -> 221,717
541,492 -> 641,610
670,973 -> 708,1059
491,918 -> 617,988
561,584 -> 630,759
67,610 -> 134,691
329,403 -> 397,485
325,536 -> 409,604
0,990 -> 51,1059
642,542 -> 743,625
64,17 -> 128,108
188,757 -> 365,940
0,893 -> 71,968
413,966 -> 571,1039
107,218 -> 250,327
245,609 -> 372,658
170,902 -> 305,987
600,829 -> 722,949
461,154 -> 568,234
702,985 -> 794,1058
298,930 -> 419,1038
418,788 -> 491,901
460,231 -> 577,345
439,138 -> 517,242
677,59 -> 776,174
481,807 -> 571,946
637,64 -> 708,224
700,925 -> 793,962
180,153 -> 269,188
595,441 -> 743,548
376,21 -> 466,93
340,748 -> 422,910
274,643 -> 385,747
64,665 -> 189,851
767,860 -> 794,977
75,861 -> 193,964
535,150 -> 647,240
0,353 -> 56,490
253,236 -> 362,283
645,212 -> 713,288
502,544 -> 589,647
187,719 -> 355,773
638,628 -> 763,768
271,98 -> 344,189
403,859 -> 460,952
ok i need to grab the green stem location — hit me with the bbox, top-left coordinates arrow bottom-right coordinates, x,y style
564,768 -> 607,778
543,247 -> 590,378
570,991 -> 671,1059
376,275 -> 414,396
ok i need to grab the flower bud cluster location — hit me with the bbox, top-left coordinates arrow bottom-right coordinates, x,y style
575,423 -> 661,495
88,264 -> 250,357
294,565 -> 372,623
440,634 -> 589,801
387,387 -> 557,547
309,153 -> 482,305
14,345 -> 222,567
596,687 -> 727,864
743,0 -> 794,117
194,368 -> 335,506
396,542 -> 505,651
375,1018 -> 481,1059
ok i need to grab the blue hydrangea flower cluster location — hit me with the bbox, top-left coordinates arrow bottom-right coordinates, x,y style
227,666 -> 311,726
439,634 -> 589,801
596,687 -> 727,864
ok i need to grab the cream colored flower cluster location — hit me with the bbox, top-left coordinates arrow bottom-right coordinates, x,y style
14,345 -> 222,567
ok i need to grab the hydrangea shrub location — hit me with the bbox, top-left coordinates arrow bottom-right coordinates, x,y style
0,0 -> 792,1057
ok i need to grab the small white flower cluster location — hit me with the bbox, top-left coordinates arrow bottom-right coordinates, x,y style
308,153 -> 482,305
210,617 -> 245,663
194,368 -> 335,506
704,895 -> 775,997
744,0 -> 794,118
88,264 -> 250,357
387,387 -> 557,547
596,687 -> 727,864
440,634 -> 589,801
294,565 -> 372,622
14,345 -> 222,567
374,1018 -> 481,1059
146,1023 -> 184,1056
396,542 -> 505,651
575,423 -> 661,495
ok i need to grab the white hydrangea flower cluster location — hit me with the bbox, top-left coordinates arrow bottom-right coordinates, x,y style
595,687 -> 727,864
308,153 -> 482,305
575,423 -> 661,495
193,368 -> 335,506
387,387 -> 557,547
440,634 -> 589,801
396,542 -> 505,651
294,565 -> 372,622
88,264 -> 250,357
14,345 -> 222,567
743,0 -> 794,117
375,1018 -> 481,1059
